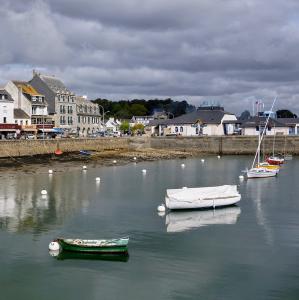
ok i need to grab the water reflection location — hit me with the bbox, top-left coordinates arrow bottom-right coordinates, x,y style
165,206 -> 241,232
50,251 -> 129,262
0,173 -> 91,233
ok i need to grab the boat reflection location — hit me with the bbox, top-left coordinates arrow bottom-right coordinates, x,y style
166,206 -> 241,232
49,250 -> 129,262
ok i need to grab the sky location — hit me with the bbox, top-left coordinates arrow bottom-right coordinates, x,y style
1,0 -> 299,115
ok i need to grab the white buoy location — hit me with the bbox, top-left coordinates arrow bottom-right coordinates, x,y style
182,186 -> 188,190
95,177 -> 101,182
217,155 -> 221,159
133,157 -> 137,160
49,241 -> 60,251
157,204 -> 165,212
142,169 -> 147,174
82,165 -> 87,170
239,175 -> 244,180
181,163 -> 185,168
113,160 -> 117,164
48,169 -> 53,174
201,159 -> 205,163
41,189 -> 47,195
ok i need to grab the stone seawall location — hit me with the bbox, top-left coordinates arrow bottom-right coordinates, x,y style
149,136 -> 299,155
0,136 -> 299,158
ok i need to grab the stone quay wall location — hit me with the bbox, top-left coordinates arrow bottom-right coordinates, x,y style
0,136 -> 299,158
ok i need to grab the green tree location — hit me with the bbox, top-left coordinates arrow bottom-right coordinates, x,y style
131,123 -> 145,135
130,104 -> 148,116
120,121 -> 130,133
276,109 -> 297,118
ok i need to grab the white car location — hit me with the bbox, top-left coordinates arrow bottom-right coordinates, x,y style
26,134 -> 35,140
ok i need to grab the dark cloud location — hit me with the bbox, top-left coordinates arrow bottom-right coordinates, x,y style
1,0 -> 299,114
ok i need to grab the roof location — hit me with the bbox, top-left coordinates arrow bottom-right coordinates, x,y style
14,109 -> 30,119
13,81 -> 43,96
0,89 -> 14,102
148,109 -> 235,126
240,116 -> 287,128
39,74 -> 73,94
275,118 -> 299,126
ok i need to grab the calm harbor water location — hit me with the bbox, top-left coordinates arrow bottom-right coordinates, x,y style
1,156 -> 299,300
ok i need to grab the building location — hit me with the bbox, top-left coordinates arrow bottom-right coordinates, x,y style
29,71 -> 77,132
0,89 -> 21,138
105,117 -> 121,133
240,117 -> 289,135
149,106 -> 238,136
274,118 -> 299,135
76,96 -> 102,136
130,115 -> 154,127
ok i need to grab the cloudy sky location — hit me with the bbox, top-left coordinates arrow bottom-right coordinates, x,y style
1,0 -> 299,114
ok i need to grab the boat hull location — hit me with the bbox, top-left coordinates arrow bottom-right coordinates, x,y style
266,157 -> 284,165
247,168 -> 277,178
57,238 -> 129,254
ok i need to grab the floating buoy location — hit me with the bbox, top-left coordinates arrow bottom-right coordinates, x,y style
48,169 -> 53,174
157,204 -> 165,212
239,175 -> 244,180
217,155 -> 221,159
133,157 -> 137,160
49,241 -> 60,251
182,186 -> 188,190
82,165 -> 87,170
95,177 -> 101,182
113,160 -> 117,164
181,163 -> 185,168
142,169 -> 147,174
201,159 -> 205,163
41,189 -> 47,195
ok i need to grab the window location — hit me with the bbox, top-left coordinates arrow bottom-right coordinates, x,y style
268,127 -> 271,131
180,126 -> 183,132
3,117 -> 6,123
175,126 -> 178,132
256,126 -> 259,131
78,116 -> 81,124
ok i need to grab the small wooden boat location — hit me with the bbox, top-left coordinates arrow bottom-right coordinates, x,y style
79,150 -> 92,156
56,237 -> 129,253
165,185 -> 241,210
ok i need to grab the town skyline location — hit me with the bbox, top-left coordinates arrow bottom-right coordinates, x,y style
1,0 -> 299,114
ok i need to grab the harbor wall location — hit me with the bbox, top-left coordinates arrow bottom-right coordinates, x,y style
0,136 -> 299,158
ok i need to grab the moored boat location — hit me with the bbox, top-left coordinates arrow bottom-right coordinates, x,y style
246,167 -> 277,178
55,237 -> 129,254
266,156 -> 284,165
165,185 -> 241,210
257,162 -> 280,172
79,150 -> 92,156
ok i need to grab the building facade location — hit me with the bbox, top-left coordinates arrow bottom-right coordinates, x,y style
29,71 -> 77,131
76,96 -> 102,136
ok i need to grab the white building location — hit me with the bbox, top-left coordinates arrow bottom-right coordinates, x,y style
149,107 -> 238,136
241,117 -> 289,136
106,117 -> 121,133
130,115 -> 154,127
0,89 -> 14,124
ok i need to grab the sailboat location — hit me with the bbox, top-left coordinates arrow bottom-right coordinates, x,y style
266,124 -> 284,165
246,98 -> 278,179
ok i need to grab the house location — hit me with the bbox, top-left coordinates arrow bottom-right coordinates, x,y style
149,106 -> 238,136
5,81 -> 32,124
0,89 -> 21,138
29,71 -> 77,132
275,118 -> 299,135
240,117 -> 289,135
105,117 -> 121,133
76,96 -> 102,136
130,115 -> 154,127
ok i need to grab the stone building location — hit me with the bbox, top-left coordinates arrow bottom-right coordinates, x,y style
29,71 -> 77,132
76,96 -> 102,136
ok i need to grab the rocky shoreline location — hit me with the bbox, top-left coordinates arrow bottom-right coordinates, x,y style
0,148 -> 194,175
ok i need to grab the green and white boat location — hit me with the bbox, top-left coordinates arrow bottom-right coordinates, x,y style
55,237 -> 129,254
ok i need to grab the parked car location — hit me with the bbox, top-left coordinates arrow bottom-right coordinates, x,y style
26,134 -> 35,140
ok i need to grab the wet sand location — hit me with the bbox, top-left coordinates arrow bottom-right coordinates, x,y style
0,148 -> 193,175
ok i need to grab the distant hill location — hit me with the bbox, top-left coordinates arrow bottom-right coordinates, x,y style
92,98 -> 196,119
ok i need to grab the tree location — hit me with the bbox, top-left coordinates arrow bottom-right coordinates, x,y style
130,103 -> 148,116
131,123 -> 145,135
120,121 -> 130,133
240,110 -> 251,120
276,109 -> 297,118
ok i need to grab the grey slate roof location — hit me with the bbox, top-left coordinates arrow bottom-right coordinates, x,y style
240,116 -> 287,128
148,109 -> 234,126
40,74 -> 73,94
275,118 -> 299,126
0,89 -> 14,102
14,109 -> 30,119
